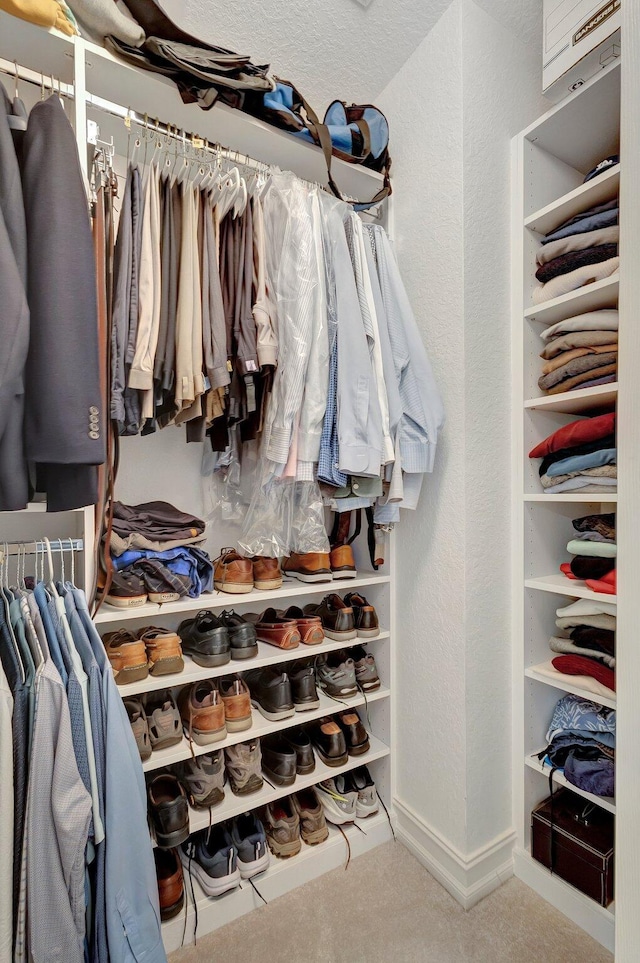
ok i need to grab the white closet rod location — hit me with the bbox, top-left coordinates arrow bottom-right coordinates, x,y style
0,56 -> 73,97
0,539 -> 83,557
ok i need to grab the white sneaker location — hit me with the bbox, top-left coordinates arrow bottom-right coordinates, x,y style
347,766 -> 379,818
316,776 -> 357,825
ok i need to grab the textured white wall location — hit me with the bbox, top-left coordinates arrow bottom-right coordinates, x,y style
377,0 -> 545,858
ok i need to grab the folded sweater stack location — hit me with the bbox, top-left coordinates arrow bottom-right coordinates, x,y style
537,308 -> 618,395
544,594 -> 617,697
529,411 -> 616,495
540,694 -> 615,798
559,512 -> 616,599
532,199 -> 619,306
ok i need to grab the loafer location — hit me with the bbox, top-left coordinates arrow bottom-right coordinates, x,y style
263,798 -> 301,858
213,547 -> 254,594
282,552 -> 332,583
104,629 -> 148,685
288,660 -> 320,711
304,594 -> 356,641
292,788 -> 328,845
337,710 -> 370,755
329,544 -> 357,580
178,680 -> 226,745
218,610 -> 259,659
154,848 -> 184,921
252,556 -> 283,591
351,645 -> 381,691
143,689 -> 182,752
308,717 -> 348,767
225,739 -> 263,796
245,609 -> 300,650
148,773 -> 189,848
244,667 -> 295,721
173,751 -> 225,809
180,827 -> 241,897
343,593 -> 379,638
279,606 -> 324,645
261,735 -> 297,787
178,611 -> 230,667
124,697 -> 151,761
138,626 -> 184,676
282,727 -> 316,775
219,675 -> 253,732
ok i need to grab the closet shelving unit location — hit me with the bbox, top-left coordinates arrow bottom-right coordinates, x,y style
512,61 -> 620,953
0,12 -> 396,954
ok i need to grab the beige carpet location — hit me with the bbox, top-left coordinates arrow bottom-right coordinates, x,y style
169,840 -> 613,963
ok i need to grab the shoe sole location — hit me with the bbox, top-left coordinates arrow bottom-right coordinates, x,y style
323,628 -> 357,641
186,726 -> 227,745
225,715 -> 253,732
262,765 -> 296,787
214,581 -> 254,594
106,594 -> 147,608
318,681 -> 358,698
267,836 -> 301,858
192,789 -> 225,809
296,761 -> 316,775
114,664 -> 149,685
283,572 -> 333,583
150,734 -> 183,752
313,746 -> 349,767
356,801 -> 380,819
155,824 -> 190,848
179,854 -> 241,897
302,827 -> 329,845
149,656 -> 185,676
294,699 -> 321,711
317,800 -> 356,825
160,893 -> 185,921
251,698 -> 295,722
357,679 -> 381,691
231,644 -> 259,660
238,852 -> 270,878
331,571 -> 358,580
253,579 -> 283,591
357,628 -> 380,639
348,740 -> 370,756
186,651 -> 231,667
148,592 -> 181,604
229,774 -> 264,796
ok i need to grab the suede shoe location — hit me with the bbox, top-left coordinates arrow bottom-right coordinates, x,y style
245,608 -> 300,650
177,611 -> 230,667
244,667 -> 295,721
315,651 -> 358,697
263,798 -> 302,858
282,552 -> 332,583
288,660 -> 320,711
154,848 -> 184,921
148,773 -> 189,848
180,827 -> 240,897
292,788 -> 329,845
252,556 -> 283,591
304,594 -> 356,641
282,727 -> 316,775
143,689 -> 182,752
104,629 -> 148,685
343,592 -> 380,638
278,605 -> 324,645
213,547 -> 254,594
230,813 -> 270,878
178,680 -> 226,745
124,697 -> 152,761
308,717 -> 348,767
225,739 -> 263,796
337,709 -> 370,755
218,610 -> 259,660
261,735 -> 297,787
219,675 -> 253,732
173,751 -> 225,809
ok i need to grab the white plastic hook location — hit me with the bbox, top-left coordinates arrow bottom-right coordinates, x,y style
68,538 -> 76,586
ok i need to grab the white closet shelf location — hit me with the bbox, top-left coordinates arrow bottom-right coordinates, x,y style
94,573 -> 391,626
161,811 -> 392,953
142,686 -> 390,773
524,574 -> 617,604
524,278 -> 619,326
0,14 -> 74,83
525,753 -> 615,814
117,631 -> 390,698
525,663 -> 616,710
524,166 -> 620,236
523,494 -> 618,503
157,735 -> 390,841
524,383 -> 617,414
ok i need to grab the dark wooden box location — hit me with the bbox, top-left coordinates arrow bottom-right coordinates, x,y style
531,789 -> 614,906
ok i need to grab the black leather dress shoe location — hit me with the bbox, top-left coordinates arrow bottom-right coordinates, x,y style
282,727 -> 316,775
308,717 -> 348,767
337,710 -> 370,755
261,735 -> 297,787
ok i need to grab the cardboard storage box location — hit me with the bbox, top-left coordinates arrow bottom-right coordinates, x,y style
543,0 -> 621,101
531,789 -> 614,906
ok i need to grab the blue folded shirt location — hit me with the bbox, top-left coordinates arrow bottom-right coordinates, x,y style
546,447 -> 617,478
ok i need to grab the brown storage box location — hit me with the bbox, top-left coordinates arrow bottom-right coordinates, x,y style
531,789 -> 614,906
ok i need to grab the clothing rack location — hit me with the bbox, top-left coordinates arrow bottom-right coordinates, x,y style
0,539 -> 84,557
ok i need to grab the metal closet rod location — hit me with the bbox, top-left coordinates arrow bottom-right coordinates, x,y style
1,539 -> 84,557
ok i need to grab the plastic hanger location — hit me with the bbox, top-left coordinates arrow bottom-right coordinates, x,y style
1,543 -> 26,681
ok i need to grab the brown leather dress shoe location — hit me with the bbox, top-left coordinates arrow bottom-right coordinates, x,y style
219,675 -> 253,732
282,552 -> 332,583
329,544 -> 357,580
154,848 -> 184,921
245,609 -> 301,649
103,630 -> 148,685
278,606 -> 324,645
178,681 -> 227,745
214,547 -> 254,594
252,556 -> 283,591
304,594 -> 356,641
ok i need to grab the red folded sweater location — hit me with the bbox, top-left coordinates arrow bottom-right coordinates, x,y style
529,412 -> 615,458
586,570 -> 617,595
552,655 -> 615,691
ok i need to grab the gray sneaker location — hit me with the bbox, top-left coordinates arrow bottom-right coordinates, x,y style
316,775 -> 358,825
142,689 -> 182,751
292,788 -> 329,845
230,813 -> 270,878
346,766 -> 379,818
262,798 -> 301,858
225,739 -> 264,796
124,697 -> 152,761
180,827 -> 240,897
315,652 -> 358,697
351,646 -> 381,691
174,752 -> 225,809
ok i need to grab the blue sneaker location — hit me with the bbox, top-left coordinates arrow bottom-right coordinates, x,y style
230,813 -> 270,878
180,827 -> 240,897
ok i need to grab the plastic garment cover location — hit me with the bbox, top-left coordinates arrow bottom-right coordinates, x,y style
238,468 -> 329,559
201,430 -> 244,524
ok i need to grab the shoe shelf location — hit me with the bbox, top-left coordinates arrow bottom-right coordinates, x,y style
155,735 -> 391,844
524,383 -> 618,414
142,685 -> 391,773
524,574 -> 617,605
94,572 -> 391,626
524,277 -> 619,327
525,662 -> 616,710
524,752 -> 616,815
161,810 -> 391,953
523,494 -> 618,503
117,630 -> 390,699
524,165 -> 620,236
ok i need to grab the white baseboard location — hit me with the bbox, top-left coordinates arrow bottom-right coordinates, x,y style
393,797 -> 515,909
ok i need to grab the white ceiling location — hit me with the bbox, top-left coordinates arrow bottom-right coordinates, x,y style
162,0 -> 542,107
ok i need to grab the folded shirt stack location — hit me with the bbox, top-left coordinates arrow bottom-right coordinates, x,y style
532,200 -> 619,306
529,411 -> 616,494
539,693 -> 615,798
543,592 -> 617,697
537,308 -> 618,395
